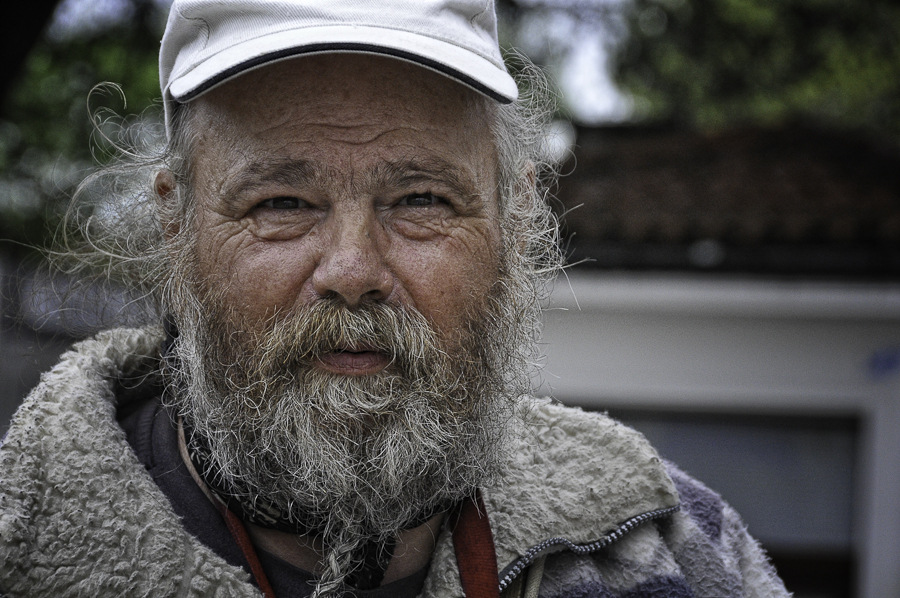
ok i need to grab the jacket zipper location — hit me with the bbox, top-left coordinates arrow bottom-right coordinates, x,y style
496,504 -> 681,593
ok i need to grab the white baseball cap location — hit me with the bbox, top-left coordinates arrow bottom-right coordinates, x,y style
160,0 -> 518,133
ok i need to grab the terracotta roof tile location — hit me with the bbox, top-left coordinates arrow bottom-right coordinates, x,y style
555,125 -> 900,278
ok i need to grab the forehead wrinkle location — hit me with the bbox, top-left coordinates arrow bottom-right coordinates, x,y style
313,123 -> 411,147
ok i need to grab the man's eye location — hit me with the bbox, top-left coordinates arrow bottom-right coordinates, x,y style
258,196 -> 304,209
399,193 -> 441,207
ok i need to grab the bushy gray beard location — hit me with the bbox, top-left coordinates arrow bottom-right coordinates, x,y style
165,275 -> 534,594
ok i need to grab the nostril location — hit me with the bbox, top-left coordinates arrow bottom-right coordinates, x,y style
310,215 -> 394,305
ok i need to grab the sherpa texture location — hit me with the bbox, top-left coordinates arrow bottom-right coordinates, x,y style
421,400 -> 791,598
0,328 -> 790,597
0,328 -> 259,597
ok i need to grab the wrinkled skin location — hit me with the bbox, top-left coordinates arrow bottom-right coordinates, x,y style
177,54 -> 503,376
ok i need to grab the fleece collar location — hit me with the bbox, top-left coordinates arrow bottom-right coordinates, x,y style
0,327 -> 260,596
421,399 -> 679,597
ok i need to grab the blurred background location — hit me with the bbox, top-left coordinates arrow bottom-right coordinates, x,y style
1,1 -> 899,596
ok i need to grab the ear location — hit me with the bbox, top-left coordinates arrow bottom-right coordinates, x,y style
154,169 -> 181,240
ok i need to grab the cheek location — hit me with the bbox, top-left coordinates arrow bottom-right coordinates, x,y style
196,232 -> 320,320
391,226 -> 502,331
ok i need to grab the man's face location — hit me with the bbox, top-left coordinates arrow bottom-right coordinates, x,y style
162,55 -> 526,576
187,54 -> 503,360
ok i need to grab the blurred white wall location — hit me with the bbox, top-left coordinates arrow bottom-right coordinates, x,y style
538,271 -> 900,598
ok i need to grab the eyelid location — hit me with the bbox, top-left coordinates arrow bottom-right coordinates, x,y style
398,192 -> 446,206
257,196 -> 306,209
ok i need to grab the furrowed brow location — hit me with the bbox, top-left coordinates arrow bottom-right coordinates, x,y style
220,159 -> 318,201
375,158 -> 483,203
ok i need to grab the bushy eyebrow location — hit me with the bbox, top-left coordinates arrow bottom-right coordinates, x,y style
371,158 -> 484,205
221,158 -> 318,200
220,156 -> 486,207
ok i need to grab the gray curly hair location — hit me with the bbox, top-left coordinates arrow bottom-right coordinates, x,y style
55,53 -> 564,331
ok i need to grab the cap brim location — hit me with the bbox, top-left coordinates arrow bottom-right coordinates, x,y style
167,25 -> 518,104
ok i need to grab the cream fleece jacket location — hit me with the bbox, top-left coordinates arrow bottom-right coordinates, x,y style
0,328 -> 790,597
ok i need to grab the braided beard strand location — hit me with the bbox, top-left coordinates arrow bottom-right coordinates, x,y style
165,287 -> 524,595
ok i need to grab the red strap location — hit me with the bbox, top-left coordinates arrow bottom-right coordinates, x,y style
452,490 -> 501,598
216,501 -> 277,598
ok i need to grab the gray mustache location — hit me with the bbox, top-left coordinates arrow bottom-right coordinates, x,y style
257,298 -> 438,375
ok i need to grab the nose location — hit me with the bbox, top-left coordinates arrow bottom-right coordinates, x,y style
311,207 -> 393,307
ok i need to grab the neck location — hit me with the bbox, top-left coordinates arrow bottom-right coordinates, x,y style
177,419 -> 443,585
243,513 -> 444,584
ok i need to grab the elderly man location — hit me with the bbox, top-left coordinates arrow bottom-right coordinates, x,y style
0,1 -> 789,597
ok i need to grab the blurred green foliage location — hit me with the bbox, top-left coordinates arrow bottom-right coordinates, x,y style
0,3 -> 165,252
615,0 -> 900,138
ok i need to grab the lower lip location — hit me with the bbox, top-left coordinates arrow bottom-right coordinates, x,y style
315,351 -> 391,375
